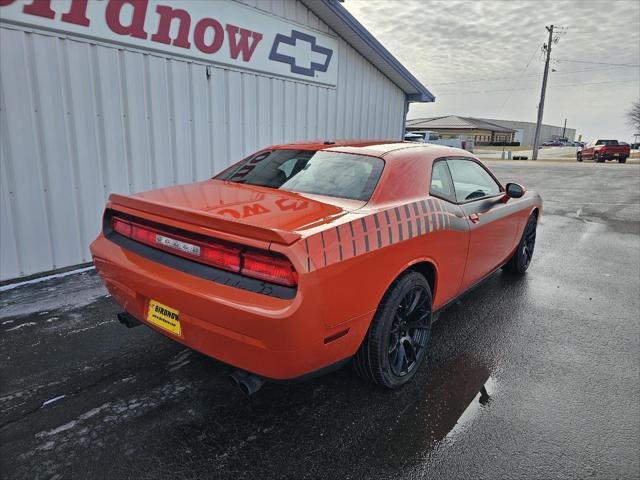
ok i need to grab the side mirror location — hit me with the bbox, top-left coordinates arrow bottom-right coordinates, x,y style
505,183 -> 525,198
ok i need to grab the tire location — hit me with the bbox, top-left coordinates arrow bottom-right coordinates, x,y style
353,271 -> 433,389
503,214 -> 537,274
594,153 -> 604,163
576,153 -> 583,162
618,156 -> 627,164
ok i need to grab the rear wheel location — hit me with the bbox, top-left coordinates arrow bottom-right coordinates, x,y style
503,214 -> 537,274
618,156 -> 627,164
594,153 -> 604,163
353,271 -> 432,389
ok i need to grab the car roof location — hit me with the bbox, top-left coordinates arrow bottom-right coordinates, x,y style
269,139 -> 395,150
269,140 -> 438,157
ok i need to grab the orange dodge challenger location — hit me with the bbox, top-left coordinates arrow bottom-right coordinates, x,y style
90,141 -> 542,393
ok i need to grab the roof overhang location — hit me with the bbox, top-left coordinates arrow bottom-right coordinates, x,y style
300,0 -> 434,103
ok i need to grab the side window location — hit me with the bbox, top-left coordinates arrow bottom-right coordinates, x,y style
430,160 -> 456,203
447,159 -> 501,202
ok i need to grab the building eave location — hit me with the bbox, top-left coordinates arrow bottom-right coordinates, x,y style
301,0 -> 434,103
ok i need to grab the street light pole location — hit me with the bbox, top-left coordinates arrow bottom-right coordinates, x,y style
532,25 -> 554,160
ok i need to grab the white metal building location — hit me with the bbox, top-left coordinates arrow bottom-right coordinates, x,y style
476,118 -> 576,146
0,0 -> 433,282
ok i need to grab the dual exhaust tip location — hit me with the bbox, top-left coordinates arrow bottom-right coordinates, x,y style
117,312 -> 265,396
117,312 -> 142,328
229,369 -> 266,396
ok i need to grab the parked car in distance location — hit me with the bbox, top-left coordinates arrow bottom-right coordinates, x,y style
90,141 -> 542,394
404,132 -> 425,142
540,140 -> 563,147
577,140 -> 630,163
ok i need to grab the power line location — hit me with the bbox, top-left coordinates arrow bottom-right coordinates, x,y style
555,59 -> 640,67
493,43 -> 542,118
436,78 -> 639,95
559,25 -> 639,33
429,65 -> 636,86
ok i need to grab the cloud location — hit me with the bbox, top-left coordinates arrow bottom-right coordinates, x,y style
344,0 -> 640,140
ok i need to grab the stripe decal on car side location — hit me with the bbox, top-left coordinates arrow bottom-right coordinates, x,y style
302,198 -> 469,273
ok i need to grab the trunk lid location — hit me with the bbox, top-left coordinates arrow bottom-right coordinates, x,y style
108,179 -> 364,245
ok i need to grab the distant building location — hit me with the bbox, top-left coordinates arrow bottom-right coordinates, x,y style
476,118 -> 576,146
406,115 -> 576,146
406,116 -> 516,144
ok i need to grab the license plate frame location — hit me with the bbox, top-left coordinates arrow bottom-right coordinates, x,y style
147,299 -> 182,336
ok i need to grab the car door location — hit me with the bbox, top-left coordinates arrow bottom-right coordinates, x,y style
583,141 -> 594,158
446,158 -> 518,291
429,159 -> 468,304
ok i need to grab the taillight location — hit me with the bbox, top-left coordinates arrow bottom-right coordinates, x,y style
110,216 -> 241,272
241,252 -> 298,287
109,216 -> 297,287
112,217 -> 132,237
201,244 -> 241,272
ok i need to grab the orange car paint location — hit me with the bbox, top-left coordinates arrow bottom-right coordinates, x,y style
90,141 -> 542,380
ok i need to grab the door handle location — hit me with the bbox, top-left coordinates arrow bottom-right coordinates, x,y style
469,213 -> 481,223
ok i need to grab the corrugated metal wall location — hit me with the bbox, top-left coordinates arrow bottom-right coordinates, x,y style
0,0 -> 406,281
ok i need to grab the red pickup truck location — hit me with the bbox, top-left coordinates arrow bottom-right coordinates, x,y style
577,140 -> 630,163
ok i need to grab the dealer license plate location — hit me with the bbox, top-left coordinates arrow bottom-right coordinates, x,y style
147,300 -> 181,336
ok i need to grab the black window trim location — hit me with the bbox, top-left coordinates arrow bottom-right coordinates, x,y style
430,156 -> 504,205
214,148 -> 387,203
429,158 -> 457,204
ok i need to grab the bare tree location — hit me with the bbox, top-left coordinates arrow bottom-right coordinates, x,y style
627,100 -> 640,133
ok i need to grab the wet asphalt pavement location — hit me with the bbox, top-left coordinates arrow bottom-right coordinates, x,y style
1,161 -> 639,480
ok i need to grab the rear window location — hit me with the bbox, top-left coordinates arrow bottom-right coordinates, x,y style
215,150 -> 384,201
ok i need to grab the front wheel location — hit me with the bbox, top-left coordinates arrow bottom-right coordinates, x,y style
576,153 -> 583,162
503,214 -> 537,274
353,271 -> 433,389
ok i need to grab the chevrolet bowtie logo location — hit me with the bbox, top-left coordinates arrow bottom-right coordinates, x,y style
269,30 -> 333,77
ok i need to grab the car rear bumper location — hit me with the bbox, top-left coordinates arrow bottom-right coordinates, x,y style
90,234 -> 371,380
601,153 -> 628,160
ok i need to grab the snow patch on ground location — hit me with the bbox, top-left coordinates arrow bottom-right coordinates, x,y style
28,379 -> 194,460
36,403 -> 111,438
37,419 -> 78,438
168,349 -> 193,372
0,271 -> 108,319
6,322 -> 36,332
41,395 -> 67,408
0,266 -> 95,292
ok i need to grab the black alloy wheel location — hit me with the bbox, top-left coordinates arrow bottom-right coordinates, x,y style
388,285 -> 431,377
522,216 -> 537,268
503,213 -> 537,274
353,271 -> 433,388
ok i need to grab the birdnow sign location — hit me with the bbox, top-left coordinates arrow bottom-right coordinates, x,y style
0,0 -> 339,86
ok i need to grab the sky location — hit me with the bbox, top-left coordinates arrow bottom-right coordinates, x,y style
344,0 -> 640,142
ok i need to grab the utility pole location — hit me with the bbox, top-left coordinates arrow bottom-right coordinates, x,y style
532,25 -> 554,160
562,118 -> 567,138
